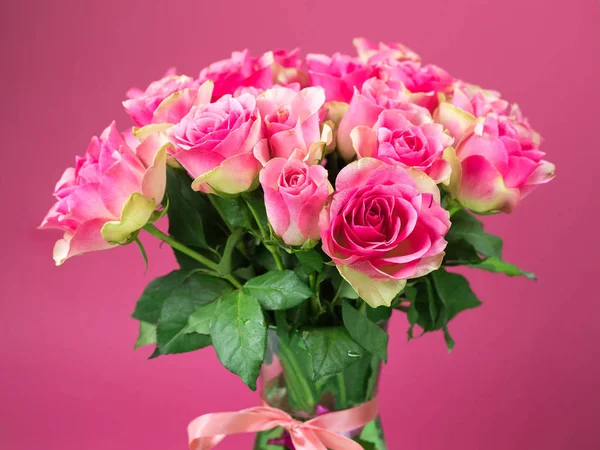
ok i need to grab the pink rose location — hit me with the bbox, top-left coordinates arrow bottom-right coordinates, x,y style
123,69 -> 200,127
260,157 -> 331,246
272,48 -> 309,87
378,60 -> 453,112
254,86 -> 327,165
337,77 -> 432,160
435,82 -> 510,141
168,93 -> 263,195
39,123 -> 168,265
445,115 -> 555,214
199,50 -> 275,101
320,158 -> 450,307
353,37 -> 421,64
351,109 -> 454,184
305,53 -> 375,102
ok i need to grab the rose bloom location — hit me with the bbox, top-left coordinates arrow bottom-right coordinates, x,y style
123,69 -> 200,127
320,158 -> 450,307
260,157 -> 331,246
445,114 -> 555,214
351,109 -> 454,184
305,52 -> 375,102
168,93 -> 263,195
198,50 -> 275,101
435,81 -> 510,141
40,123 -> 168,264
378,60 -> 453,112
254,86 -> 327,165
337,77 -> 432,160
353,37 -> 421,64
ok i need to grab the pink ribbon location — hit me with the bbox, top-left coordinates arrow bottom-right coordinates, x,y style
188,397 -> 379,450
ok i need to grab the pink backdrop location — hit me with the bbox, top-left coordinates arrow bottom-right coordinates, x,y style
2,0 -> 599,449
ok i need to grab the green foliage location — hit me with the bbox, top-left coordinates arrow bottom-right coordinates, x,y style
342,301 -> 388,362
243,270 -> 313,310
303,327 -> 365,380
210,291 -> 267,390
134,321 -> 156,349
153,273 -> 233,356
132,270 -> 191,323
445,210 -> 535,279
295,249 -> 324,273
406,268 -> 481,351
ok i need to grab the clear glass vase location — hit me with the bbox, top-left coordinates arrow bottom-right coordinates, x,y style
253,327 -> 388,449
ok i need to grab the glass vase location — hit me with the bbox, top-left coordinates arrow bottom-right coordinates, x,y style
253,327 -> 388,449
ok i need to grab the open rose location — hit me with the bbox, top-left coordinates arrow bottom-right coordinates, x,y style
199,50 -> 275,101
254,86 -> 327,165
260,157 -> 331,246
305,53 -> 375,102
353,37 -> 421,64
378,60 -> 453,112
435,82 -> 509,141
39,123 -> 168,265
168,93 -> 263,195
445,115 -> 555,214
337,77 -> 432,160
123,69 -> 200,127
351,109 -> 454,184
320,158 -> 450,307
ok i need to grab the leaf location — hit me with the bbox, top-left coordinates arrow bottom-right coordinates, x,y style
211,196 -> 253,229
217,228 -> 245,276
134,321 -> 156,349
468,256 -> 536,280
154,273 -> 233,355
243,270 -> 312,310
184,302 -> 218,335
165,167 -> 208,249
243,192 -> 270,233
295,250 -> 324,273
446,210 -> 502,258
443,326 -> 455,352
134,238 -> 149,272
302,327 -> 365,380
430,268 -> 482,322
342,301 -> 389,362
210,291 -> 267,390
132,270 -> 191,323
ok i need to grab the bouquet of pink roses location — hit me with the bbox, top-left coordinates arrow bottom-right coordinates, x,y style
40,38 -> 554,449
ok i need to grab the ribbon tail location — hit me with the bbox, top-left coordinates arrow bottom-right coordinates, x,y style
189,435 -> 226,450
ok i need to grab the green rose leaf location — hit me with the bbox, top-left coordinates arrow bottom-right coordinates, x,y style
243,270 -> 313,310
134,321 -> 156,349
165,167 -> 224,268
295,250 -> 324,273
154,273 -> 233,355
446,210 -> 502,258
210,291 -> 267,390
468,256 -> 536,280
210,196 -> 253,229
132,270 -> 191,323
303,327 -> 365,380
342,301 -> 389,363
430,268 -> 482,322
184,302 -> 218,335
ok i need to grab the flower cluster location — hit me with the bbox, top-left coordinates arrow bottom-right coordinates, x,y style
41,38 -> 554,309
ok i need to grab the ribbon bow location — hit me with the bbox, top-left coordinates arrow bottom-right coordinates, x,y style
188,397 -> 379,450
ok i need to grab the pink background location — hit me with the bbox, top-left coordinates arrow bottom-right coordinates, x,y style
2,0 -> 599,449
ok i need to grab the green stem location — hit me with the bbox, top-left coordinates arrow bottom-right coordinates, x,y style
330,282 -> 344,312
245,198 -> 285,270
278,340 -> 317,412
207,195 -> 251,260
143,224 -> 242,289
